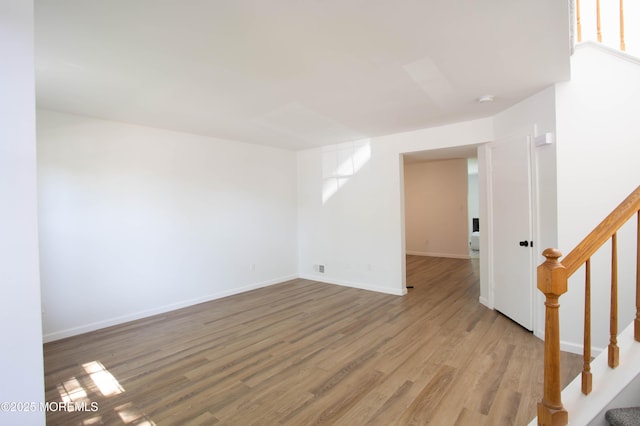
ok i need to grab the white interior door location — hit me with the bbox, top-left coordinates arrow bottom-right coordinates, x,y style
491,135 -> 534,330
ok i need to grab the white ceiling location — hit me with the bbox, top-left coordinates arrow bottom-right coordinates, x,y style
34,1 -> 571,150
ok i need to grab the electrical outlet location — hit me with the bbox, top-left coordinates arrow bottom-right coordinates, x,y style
319,264 -> 325,273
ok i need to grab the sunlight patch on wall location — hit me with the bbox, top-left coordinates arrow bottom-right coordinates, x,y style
322,139 -> 371,204
83,360 -> 125,397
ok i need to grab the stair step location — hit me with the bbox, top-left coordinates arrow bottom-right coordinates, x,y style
606,407 -> 640,426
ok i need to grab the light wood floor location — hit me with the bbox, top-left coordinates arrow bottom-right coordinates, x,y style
43,256 -> 582,425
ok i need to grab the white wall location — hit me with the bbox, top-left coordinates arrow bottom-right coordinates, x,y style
297,118 -> 492,296
491,85 -> 558,335
556,43 -> 640,352
0,1 -> 45,424
37,110 -> 298,341
404,159 -> 469,258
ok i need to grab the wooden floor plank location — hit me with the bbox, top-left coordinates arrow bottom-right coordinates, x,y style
43,256 -> 582,425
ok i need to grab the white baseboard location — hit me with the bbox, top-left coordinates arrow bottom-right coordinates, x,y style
298,274 -> 406,296
406,250 -> 470,260
560,339 -> 605,357
479,296 -> 491,308
42,274 -> 298,343
534,327 -> 544,341
522,324 -> 606,358
531,334 -> 605,357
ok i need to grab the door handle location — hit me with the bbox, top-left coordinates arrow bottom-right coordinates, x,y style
519,240 -> 529,247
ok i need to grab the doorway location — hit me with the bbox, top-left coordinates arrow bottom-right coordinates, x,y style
402,144 -> 483,293
400,137 -> 538,332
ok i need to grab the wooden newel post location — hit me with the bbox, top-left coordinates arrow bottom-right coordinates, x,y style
537,248 -> 569,426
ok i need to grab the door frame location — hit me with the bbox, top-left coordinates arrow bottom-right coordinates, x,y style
398,129 -> 542,335
400,144 -> 489,304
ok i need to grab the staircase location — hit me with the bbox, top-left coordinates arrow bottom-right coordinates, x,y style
527,2 -> 640,424
606,407 -> 640,426
533,186 -> 640,425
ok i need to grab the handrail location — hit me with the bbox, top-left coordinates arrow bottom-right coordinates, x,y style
537,185 -> 640,426
563,186 -> 640,275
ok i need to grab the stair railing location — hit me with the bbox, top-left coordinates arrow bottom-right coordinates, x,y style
537,185 -> 640,426
575,0 -> 626,52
